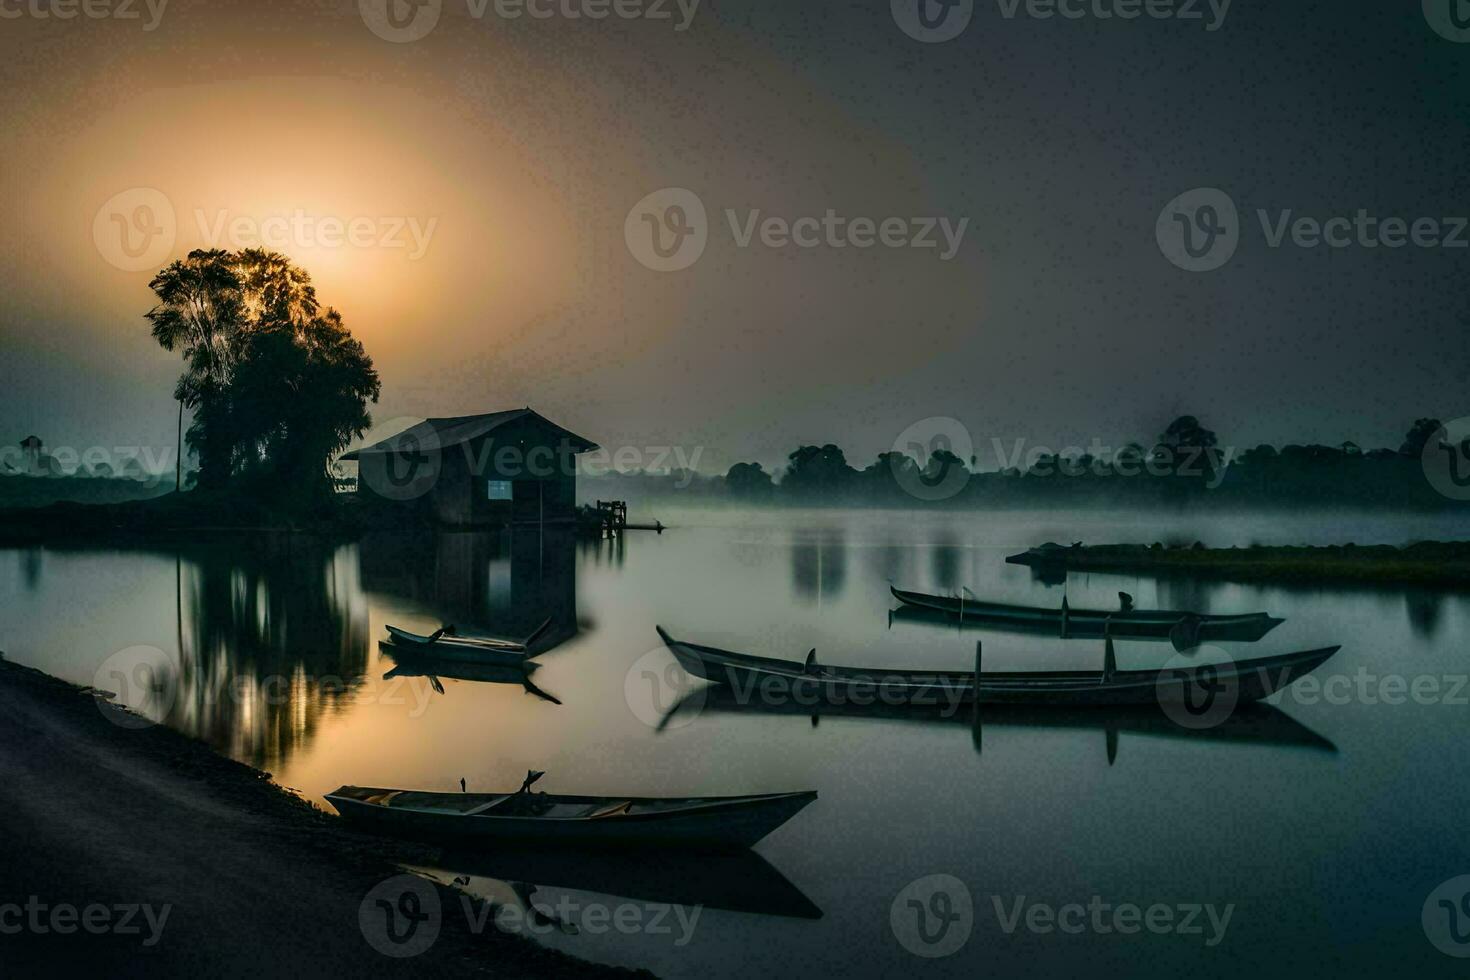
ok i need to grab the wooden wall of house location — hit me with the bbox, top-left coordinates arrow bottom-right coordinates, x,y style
358,420 -> 586,527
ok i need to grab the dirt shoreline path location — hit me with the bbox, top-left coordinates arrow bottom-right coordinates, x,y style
0,656 -> 641,978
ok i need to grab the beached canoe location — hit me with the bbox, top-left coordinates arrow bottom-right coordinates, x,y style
326,779 -> 816,849
656,626 -> 1339,708
890,587 -> 1283,642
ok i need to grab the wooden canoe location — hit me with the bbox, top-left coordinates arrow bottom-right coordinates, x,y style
890,587 -> 1283,642
326,784 -> 817,850
381,617 -> 551,665
656,626 -> 1339,708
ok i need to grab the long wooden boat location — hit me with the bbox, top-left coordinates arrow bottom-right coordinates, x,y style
381,617 -> 551,665
326,780 -> 817,849
890,586 -> 1283,642
656,626 -> 1339,708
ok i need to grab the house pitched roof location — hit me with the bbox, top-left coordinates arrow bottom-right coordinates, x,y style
341,409 -> 597,460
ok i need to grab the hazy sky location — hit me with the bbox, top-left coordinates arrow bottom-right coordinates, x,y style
2,0 -> 1467,473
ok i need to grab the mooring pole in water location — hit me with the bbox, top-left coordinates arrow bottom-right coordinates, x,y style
972,640 -> 983,757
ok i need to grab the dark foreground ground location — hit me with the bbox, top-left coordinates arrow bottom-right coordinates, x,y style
0,655 -> 640,978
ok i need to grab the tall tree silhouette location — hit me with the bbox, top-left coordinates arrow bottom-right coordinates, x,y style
146,249 -> 379,499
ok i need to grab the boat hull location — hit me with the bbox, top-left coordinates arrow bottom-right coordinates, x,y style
657,627 -> 1339,709
890,587 -> 1283,642
382,628 -> 531,666
326,788 -> 817,850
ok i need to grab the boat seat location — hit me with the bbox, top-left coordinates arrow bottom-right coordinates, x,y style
362,791 -> 404,807
465,795 -> 513,816
589,800 -> 634,819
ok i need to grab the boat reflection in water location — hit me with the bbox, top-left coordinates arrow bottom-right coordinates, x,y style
659,683 -> 1337,764
411,845 -> 822,922
380,646 -> 563,704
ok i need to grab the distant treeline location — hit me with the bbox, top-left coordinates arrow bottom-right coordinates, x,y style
581,417 -> 1468,510
0,473 -> 174,509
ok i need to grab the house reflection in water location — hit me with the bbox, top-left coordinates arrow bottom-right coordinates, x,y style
358,527 -> 580,653
156,526 -> 581,771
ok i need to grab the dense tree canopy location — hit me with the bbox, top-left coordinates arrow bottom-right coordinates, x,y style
146,249 -> 380,499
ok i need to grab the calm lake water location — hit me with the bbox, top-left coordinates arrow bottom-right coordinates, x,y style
4,506 -> 1470,977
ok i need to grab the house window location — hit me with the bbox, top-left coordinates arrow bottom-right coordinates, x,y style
487,480 -> 513,501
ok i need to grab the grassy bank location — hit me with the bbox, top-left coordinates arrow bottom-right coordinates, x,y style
1007,542 -> 1470,589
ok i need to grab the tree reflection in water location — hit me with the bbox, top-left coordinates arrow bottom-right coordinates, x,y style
169,536 -> 369,769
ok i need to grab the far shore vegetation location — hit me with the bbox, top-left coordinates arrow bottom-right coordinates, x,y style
1007,541 -> 1470,590
2,247 -> 1466,535
584,416 -> 1467,512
